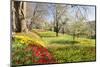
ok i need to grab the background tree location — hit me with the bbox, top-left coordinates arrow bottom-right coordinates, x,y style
69,5 -> 86,40
54,4 -> 69,36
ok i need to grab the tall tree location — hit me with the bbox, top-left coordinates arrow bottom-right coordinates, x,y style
12,1 -> 28,32
69,5 -> 91,40
55,4 -> 68,36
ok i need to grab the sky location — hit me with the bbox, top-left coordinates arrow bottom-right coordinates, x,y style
87,6 -> 95,21
47,4 -> 96,22
67,5 -> 96,21
26,2 -> 96,22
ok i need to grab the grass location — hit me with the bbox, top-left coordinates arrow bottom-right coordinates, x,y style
12,30 -> 96,64
48,46 -> 96,63
38,31 -> 95,47
38,31 -> 57,37
37,31 -> 96,63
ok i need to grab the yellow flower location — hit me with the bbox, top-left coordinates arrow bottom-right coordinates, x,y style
14,35 -> 45,47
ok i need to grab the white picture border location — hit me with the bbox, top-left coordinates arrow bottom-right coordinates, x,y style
0,0 -> 99,67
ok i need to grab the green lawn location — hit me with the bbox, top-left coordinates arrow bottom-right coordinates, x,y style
38,31 -> 96,63
38,31 -> 95,46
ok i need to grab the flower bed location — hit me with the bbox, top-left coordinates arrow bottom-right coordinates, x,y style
12,34 -> 56,65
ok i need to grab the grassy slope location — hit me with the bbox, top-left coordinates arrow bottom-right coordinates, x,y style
38,31 -> 95,46
12,30 -> 96,63
38,31 -> 96,63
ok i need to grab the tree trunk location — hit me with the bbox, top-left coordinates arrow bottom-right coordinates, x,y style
12,1 -> 16,32
62,26 -> 65,34
73,33 -> 75,41
55,7 -> 59,37
12,1 -> 29,33
55,20 -> 59,36
14,1 -> 22,32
